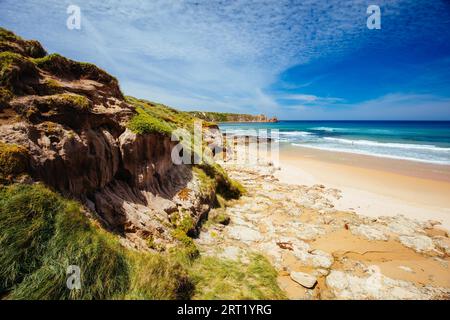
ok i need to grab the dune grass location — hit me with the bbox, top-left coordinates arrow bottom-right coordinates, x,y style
0,183 -> 282,300
0,183 -> 192,300
188,254 -> 286,300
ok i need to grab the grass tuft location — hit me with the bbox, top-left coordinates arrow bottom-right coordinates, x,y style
188,254 -> 286,300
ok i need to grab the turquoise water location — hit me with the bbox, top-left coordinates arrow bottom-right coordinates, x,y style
218,121 -> 450,165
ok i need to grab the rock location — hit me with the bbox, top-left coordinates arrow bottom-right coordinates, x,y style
293,248 -> 334,269
290,271 -> 317,289
325,269 -> 449,299
350,224 -> 389,241
399,235 -> 436,254
219,246 -> 243,261
296,223 -> 325,240
433,236 -> 450,255
227,226 -> 263,242
383,215 -> 425,236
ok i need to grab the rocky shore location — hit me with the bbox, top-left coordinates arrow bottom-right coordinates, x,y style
196,144 -> 450,299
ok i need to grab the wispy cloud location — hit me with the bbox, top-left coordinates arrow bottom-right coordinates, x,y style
1,0 -> 449,119
281,94 -> 345,104
282,93 -> 450,120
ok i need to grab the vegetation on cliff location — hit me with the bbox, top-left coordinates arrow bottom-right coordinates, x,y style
0,142 -> 28,183
189,111 -> 278,123
126,96 -> 245,200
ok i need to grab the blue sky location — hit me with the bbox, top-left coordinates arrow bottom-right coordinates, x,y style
1,0 -> 450,119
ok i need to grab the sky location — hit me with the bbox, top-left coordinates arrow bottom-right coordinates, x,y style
1,0 -> 450,120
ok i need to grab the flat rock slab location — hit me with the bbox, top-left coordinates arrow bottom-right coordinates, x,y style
290,271 -> 317,289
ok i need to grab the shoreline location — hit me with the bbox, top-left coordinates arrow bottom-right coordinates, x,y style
275,144 -> 450,230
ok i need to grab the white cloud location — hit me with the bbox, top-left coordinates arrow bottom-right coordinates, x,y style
1,0 -> 448,118
282,93 -> 450,120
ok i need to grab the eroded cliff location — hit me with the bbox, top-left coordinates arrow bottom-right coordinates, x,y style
0,27 -> 241,251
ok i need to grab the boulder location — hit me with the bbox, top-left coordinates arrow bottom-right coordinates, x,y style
290,271 -> 317,289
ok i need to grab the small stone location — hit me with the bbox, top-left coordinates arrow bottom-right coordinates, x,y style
290,271 -> 317,289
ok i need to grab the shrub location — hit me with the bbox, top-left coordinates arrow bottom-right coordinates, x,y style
128,107 -> 173,136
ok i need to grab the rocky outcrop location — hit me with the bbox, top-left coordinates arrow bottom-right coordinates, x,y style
0,28 -> 221,250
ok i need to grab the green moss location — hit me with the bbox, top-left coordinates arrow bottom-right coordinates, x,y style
189,254 -> 286,300
0,87 -> 13,107
58,93 -> 90,110
192,166 -> 215,195
43,78 -> 61,93
170,214 -> 199,259
0,142 -> 28,183
0,52 -> 25,82
196,162 -> 245,200
209,210 -> 230,225
0,51 -> 39,92
33,54 -> 117,84
0,28 -> 21,42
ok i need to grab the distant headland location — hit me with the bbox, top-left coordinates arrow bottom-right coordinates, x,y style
189,111 -> 278,123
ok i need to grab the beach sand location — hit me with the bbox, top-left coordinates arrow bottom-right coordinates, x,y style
275,145 -> 450,230
196,142 -> 450,299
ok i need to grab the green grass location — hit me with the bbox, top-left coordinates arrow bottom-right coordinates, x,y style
188,254 -> 286,300
0,184 -> 194,300
127,107 -> 173,136
123,251 -> 193,299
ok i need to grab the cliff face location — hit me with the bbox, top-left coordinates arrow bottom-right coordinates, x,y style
0,28 -> 239,250
189,111 -> 278,123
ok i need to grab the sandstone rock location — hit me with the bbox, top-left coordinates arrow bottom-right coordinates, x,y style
293,248 -> 334,269
326,269 -> 448,300
433,236 -> 450,255
350,224 -> 389,241
399,235 -> 436,254
290,271 -> 317,289
227,226 -> 263,242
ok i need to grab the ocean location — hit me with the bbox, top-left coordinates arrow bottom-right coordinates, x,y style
218,121 -> 450,165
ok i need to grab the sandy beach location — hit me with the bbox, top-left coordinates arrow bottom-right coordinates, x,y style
195,141 -> 450,299
275,144 -> 450,230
